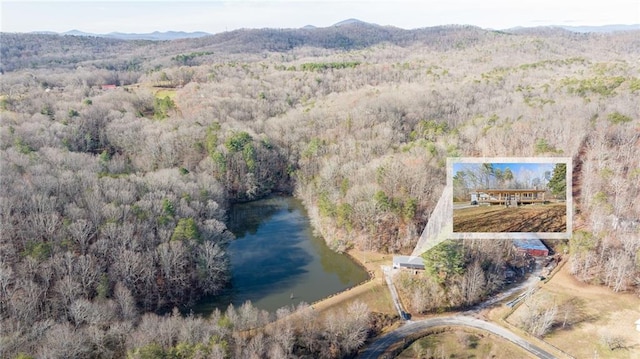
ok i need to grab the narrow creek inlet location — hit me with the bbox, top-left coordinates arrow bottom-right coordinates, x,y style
193,196 -> 369,314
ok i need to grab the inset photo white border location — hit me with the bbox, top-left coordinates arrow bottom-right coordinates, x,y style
447,157 -> 572,239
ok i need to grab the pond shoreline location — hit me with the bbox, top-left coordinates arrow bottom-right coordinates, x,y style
308,249 -> 374,307
193,196 -> 370,314
309,250 -> 393,314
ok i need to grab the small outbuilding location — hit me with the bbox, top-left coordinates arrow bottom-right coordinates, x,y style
513,238 -> 549,257
392,255 -> 425,270
635,319 -> 640,332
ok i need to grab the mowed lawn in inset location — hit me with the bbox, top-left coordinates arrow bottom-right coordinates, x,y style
453,203 -> 566,232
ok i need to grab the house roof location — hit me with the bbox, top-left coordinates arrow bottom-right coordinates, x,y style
513,238 -> 548,252
393,255 -> 425,267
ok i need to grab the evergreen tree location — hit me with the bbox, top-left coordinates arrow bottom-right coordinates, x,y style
548,163 -> 567,199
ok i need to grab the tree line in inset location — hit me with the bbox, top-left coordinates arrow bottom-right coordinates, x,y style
453,163 -> 567,201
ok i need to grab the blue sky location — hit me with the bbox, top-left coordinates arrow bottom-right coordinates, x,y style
2,0 -> 639,34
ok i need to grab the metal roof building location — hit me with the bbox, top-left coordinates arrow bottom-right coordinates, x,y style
392,255 -> 425,270
513,238 -> 549,257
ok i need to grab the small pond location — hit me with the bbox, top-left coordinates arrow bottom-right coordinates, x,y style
193,196 -> 369,314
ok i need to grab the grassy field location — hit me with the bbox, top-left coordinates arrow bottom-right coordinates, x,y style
397,328 -> 537,359
505,264 -> 640,358
154,88 -> 178,99
453,203 -> 566,232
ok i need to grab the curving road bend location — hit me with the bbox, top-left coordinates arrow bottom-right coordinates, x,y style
358,315 -> 556,359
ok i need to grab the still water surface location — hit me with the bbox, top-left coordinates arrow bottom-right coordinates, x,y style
194,196 -> 369,314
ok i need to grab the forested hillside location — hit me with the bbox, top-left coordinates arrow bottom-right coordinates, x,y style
1,24 -> 639,357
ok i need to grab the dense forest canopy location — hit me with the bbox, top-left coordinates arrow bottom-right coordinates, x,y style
1,23 -> 639,357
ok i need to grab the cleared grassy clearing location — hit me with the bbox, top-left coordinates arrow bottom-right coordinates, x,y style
506,264 -> 640,358
397,328 -> 537,359
154,88 -> 178,99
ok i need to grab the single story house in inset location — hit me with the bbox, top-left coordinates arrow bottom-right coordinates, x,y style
513,238 -> 549,257
475,189 -> 546,206
393,255 -> 425,270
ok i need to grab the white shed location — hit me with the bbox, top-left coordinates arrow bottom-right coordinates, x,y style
635,318 -> 640,332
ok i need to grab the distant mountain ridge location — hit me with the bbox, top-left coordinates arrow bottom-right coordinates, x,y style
2,23 -> 489,72
3,19 -> 639,73
504,24 -> 640,34
558,24 -> 640,33
35,30 -> 211,41
332,18 -> 376,27
28,20 -> 640,42
185,22 -> 487,53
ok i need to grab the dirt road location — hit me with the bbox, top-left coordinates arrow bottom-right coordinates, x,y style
382,266 -> 407,319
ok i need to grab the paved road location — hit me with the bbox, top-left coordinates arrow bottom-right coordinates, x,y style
360,263 -> 550,358
358,316 -> 556,359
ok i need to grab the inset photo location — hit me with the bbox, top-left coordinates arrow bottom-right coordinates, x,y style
448,158 -> 572,239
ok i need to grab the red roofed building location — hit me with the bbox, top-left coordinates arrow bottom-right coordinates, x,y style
513,238 -> 549,257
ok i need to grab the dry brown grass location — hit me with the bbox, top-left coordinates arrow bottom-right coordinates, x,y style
453,203 -> 567,232
505,263 -> 640,358
397,328 -> 538,359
